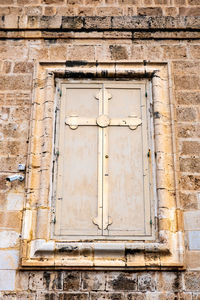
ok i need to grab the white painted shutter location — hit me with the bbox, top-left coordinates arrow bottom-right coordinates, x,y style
105,84 -> 151,236
55,82 -> 152,239
55,84 -> 101,236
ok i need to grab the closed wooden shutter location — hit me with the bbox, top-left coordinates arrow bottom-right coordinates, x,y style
54,82 -> 152,239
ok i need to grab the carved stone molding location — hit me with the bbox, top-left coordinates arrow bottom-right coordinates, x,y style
21,62 -> 184,270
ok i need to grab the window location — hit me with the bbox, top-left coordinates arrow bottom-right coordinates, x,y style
54,82 -> 154,240
21,62 -> 184,269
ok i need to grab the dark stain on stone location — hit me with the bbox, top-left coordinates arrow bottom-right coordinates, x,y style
64,71 -> 96,79
58,246 -> 78,253
154,111 -> 161,119
44,39 -> 57,44
44,272 -> 51,290
172,272 -> 181,291
125,248 -> 143,255
97,70 -> 109,78
111,294 -> 123,300
57,272 -> 62,290
52,272 -> 62,290
65,61 -> 88,67
111,273 -> 137,291
45,294 -> 56,300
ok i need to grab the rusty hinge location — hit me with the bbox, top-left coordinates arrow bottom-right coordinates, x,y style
51,208 -> 56,224
57,88 -> 62,97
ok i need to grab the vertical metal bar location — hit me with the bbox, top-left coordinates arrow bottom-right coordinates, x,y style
102,85 -> 112,232
92,88 -> 103,232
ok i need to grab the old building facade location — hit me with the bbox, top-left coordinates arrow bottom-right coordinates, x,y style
1,0 -> 200,299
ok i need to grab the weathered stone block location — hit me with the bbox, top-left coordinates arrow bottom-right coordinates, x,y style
44,7 -> 57,16
109,45 -> 129,60
63,272 -> 80,291
42,0 -> 64,3
0,75 -> 32,91
173,61 -> 200,75
4,15 -> 18,29
84,17 -> 111,29
0,231 -> 19,248
90,292 -> 125,300
184,272 -> 200,291
82,272 -> 106,291
25,6 -> 42,16
62,16 -> 83,29
29,272 -> 45,291
186,251 -> 200,270
107,273 -> 137,291
15,271 -> 29,291
0,212 -> 22,231
180,158 -> 200,173
177,125 -> 198,138
68,0 -> 84,4
0,0 -> 14,3
181,141 -> 200,155
137,7 -> 163,16
174,75 -> 200,90
7,193 -> 24,211
138,273 -> 156,292
3,61 -> 12,73
0,270 -> 15,291
164,7 -> 178,16
154,0 -> 168,4
184,210 -> 200,230
49,45 -> 67,61
0,250 -> 19,269
179,7 -> 200,16
40,16 -> 62,29
127,293 -> 145,300
174,0 -> 186,4
188,231 -> 200,250
67,45 -> 95,61
112,16 -> 149,29
190,45 -> 200,59
180,192 -> 197,210
176,91 -> 200,105
42,293 -> 88,300
17,0 -> 40,4
96,7 -> 123,16
162,45 -> 187,58
77,7 -> 94,16
13,62 -> 34,73
156,272 -> 183,292
180,175 -> 200,190
177,107 -> 197,122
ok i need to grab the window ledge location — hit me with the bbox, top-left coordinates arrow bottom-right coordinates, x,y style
30,239 -> 171,257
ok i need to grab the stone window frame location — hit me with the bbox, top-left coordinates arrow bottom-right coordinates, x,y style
21,62 -> 184,269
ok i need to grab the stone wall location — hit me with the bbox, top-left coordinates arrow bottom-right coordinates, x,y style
0,0 -> 200,17
1,0 -> 200,298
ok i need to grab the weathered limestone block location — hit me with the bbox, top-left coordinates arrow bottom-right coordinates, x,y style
106,273 -> 137,291
82,272 -> 106,291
